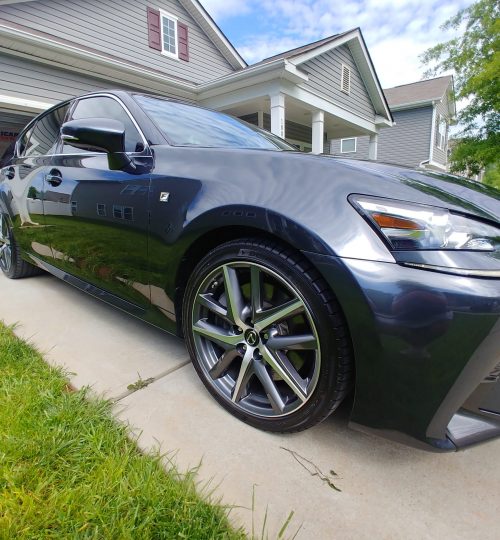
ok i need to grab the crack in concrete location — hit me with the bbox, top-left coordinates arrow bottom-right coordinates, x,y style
113,359 -> 192,402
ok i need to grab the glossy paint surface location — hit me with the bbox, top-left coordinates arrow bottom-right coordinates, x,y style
1,91 -> 499,450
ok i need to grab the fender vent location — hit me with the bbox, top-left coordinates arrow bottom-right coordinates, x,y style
484,362 -> 500,383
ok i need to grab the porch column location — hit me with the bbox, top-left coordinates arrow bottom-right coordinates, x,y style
257,110 -> 264,129
312,110 -> 324,154
368,132 -> 378,160
270,93 -> 285,138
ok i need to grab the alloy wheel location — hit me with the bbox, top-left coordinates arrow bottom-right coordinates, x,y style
0,215 -> 12,274
191,262 -> 321,418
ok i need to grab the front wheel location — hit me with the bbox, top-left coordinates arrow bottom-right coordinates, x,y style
183,238 -> 354,433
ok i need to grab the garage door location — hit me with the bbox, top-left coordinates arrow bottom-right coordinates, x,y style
0,111 -> 35,159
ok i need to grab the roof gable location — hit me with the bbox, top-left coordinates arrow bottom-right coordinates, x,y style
254,28 -> 392,123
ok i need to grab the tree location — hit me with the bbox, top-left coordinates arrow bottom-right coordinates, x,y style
421,0 -> 499,176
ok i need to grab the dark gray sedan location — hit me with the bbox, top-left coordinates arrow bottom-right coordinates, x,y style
1,90 -> 499,451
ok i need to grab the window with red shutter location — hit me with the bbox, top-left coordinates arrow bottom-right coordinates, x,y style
147,7 -> 161,51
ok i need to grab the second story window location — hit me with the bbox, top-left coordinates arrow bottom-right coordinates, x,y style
147,7 -> 190,62
160,11 -> 178,58
437,115 -> 447,150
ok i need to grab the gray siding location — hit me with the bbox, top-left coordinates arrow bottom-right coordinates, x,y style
331,106 -> 433,167
300,45 -> 375,121
432,96 -> 450,167
0,0 -> 235,83
0,52 -> 140,103
330,136 -> 369,158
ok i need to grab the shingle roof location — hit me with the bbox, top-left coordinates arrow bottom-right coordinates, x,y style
251,30 -> 353,66
384,75 -> 453,108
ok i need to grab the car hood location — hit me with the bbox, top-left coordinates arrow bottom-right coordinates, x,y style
326,157 -> 500,222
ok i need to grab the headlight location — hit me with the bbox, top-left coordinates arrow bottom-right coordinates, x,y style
351,196 -> 500,251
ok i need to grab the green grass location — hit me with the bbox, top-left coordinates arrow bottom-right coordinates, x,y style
0,324 -> 245,540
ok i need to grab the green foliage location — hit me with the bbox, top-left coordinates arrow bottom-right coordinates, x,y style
421,0 -> 500,174
483,162 -> 500,190
0,324 -> 244,540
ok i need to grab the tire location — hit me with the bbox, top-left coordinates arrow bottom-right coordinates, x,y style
0,213 -> 42,279
182,238 -> 354,433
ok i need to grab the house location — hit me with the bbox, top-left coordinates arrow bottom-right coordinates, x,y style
331,75 -> 456,170
0,0 -> 393,159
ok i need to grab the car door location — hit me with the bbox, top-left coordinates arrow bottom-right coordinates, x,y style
1,103 -> 69,264
44,95 -> 152,311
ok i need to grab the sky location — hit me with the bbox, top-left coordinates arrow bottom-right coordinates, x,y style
201,0 -> 475,89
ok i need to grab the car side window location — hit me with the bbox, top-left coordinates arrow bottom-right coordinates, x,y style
22,104 -> 69,158
65,97 -> 143,154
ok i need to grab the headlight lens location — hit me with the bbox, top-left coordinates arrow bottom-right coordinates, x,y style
351,196 -> 500,251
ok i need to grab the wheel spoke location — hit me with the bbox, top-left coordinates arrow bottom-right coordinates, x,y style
231,348 -> 254,403
266,334 -> 318,351
209,349 -> 239,379
193,319 -> 243,350
260,346 -> 308,402
253,360 -> 285,413
254,299 -> 304,333
197,293 -> 231,322
250,265 -> 263,321
222,265 -> 246,327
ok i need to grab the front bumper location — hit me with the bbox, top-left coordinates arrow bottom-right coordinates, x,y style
306,252 -> 500,451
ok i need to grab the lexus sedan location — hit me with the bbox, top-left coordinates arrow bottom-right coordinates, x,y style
1,91 -> 499,451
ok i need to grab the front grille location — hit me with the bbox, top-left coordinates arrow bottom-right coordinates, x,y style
484,362 -> 500,383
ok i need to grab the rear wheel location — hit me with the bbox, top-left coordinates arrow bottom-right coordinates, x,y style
183,238 -> 354,432
0,214 -> 42,279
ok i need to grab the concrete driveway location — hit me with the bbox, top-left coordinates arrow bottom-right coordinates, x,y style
1,273 -> 499,539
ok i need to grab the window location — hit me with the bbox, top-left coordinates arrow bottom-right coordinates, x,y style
66,97 -> 143,153
160,10 -> 178,58
97,203 -> 106,217
113,205 -> 134,221
437,115 -> 447,150
22,104 -> 69,157
340,138 -> 357,153
71,201 -> 78,213
341,64 -> 351,94
134,95 -> 296,151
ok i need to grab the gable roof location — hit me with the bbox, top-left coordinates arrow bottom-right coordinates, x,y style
384,75 -> 454,110
0,0 -> 247,69
251,31 -> 351,67
252,28 -> 392,124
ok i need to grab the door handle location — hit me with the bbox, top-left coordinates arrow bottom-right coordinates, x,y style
5,167 -> 15,180
45,169 -> 63,187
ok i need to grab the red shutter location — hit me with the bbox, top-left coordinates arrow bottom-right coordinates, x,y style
147,7 -> 162,51
177,22 -> 189,61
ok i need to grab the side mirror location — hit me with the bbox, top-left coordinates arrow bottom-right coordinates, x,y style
61,118 -> 133,170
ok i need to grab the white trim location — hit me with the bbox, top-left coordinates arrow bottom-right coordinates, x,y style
158,8 -> 179,61
178,0 -> 246,69
0,93 -> 53,113
340,137 -> 357,153
428,103 -> 437,163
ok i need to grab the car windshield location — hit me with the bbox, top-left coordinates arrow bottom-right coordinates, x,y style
134,94 -> 296,151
